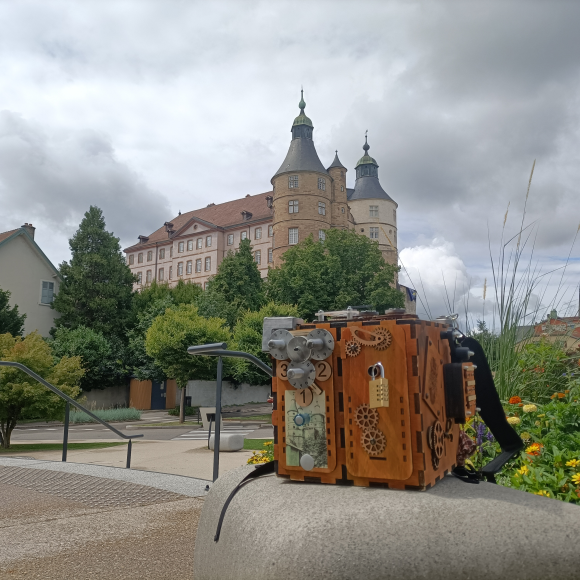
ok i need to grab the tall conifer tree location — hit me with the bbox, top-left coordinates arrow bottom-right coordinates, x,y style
52,206 -> 135,339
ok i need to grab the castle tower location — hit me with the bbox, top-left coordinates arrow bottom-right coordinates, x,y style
327,152 -> 349,230
347,135 -> 398,266
271,91 -> 331,266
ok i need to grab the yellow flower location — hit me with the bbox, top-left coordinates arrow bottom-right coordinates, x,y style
534,490 -> 550,497
535,421 -> 541,426
507,416 -> 521,425
523,404 -> 538,413
571,474 -> 580,485
537,414 -> 545,418
566,459 -> 580,468
520,431 -> 531,442
516,465 -> 530,476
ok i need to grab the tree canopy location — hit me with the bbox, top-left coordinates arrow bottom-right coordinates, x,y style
131,279 -> 202,318
266,229 -> 404,320
0,287 -> 26,336
52,206 -> 135,339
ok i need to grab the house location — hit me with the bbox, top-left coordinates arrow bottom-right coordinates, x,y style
0,224 -> 60,337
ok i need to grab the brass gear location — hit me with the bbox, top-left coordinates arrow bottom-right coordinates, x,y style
427,420 -> 445,459
354,404 -> 379,430
345,340 -> 362,357
373,328 -> 393,351
361,428 -> 386,456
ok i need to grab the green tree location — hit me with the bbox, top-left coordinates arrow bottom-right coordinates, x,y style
267,229 -> 403,320
0,287 -> 26,336
0,332 -> 84,448
51,326 -> 125,391
52,206 -> 135,339
131,279 -> 201,318
232,302 -> 299,385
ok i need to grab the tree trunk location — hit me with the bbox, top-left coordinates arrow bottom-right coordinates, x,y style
179,387 -> 186,424
0,419 -> 13,449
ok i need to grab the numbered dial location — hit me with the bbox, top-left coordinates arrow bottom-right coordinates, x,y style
287,360 -> 316,389
306,329 -> 335,360
268,329 -> 293,360
287,336 -> 311,363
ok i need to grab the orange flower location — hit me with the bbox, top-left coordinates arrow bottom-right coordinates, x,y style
565,390 -> 570,394
509,396 -> 522,405
525,443 -> 543,456
518,403 -> 524,407
558,393 -> 566,399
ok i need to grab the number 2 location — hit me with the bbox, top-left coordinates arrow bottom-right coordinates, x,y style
315,361 -> 332,381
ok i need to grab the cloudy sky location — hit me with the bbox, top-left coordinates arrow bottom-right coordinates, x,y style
1,0 -> 579,325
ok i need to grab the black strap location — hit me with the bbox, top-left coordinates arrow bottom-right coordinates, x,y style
214,461 -> 275,542
451,465 -> 480,484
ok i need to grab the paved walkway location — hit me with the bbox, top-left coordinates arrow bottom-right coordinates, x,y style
0,457 -> 206,579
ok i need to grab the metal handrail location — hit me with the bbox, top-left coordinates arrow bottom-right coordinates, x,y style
0,361 -> 143,467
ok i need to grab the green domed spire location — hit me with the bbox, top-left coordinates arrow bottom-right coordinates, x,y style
293,89 -> 313,127
355,132 -> 378,168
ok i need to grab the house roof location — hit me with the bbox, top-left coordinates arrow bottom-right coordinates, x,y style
0,227 -> 60,278
124,191 -> 274,252
0,229 -> 19,244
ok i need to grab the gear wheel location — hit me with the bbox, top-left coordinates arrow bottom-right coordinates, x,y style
345,340 -> 361,357
373,328 -> 393,351
427,420 -> 445,459
361,428 -> 386,456
351,327 -> 382,347
354,404 -> 379,430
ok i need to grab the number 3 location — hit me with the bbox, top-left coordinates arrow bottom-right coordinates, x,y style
277,361 -> 289,381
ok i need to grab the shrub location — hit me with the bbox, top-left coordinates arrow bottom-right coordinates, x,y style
167,405 -> 199,417
69,407 -> 141,424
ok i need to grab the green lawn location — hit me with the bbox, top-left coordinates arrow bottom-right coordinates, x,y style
0,442 -> 127,453
243,438 -> 273,450
138,421 -> 201,427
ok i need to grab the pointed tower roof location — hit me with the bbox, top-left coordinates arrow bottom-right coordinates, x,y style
273,91 -> 327,178
328,150 -> 347,170
348,134 -> 395,203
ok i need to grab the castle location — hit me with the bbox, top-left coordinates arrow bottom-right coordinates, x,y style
124,92 -> 415,312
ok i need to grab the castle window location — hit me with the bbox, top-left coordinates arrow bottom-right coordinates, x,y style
341,185 -> 344,192
318,178 -> 326,191
138,253 -> 143,263
178,242 -> 184,253
288,200 -> 299,214
241,231 -> 247,240
206,235 -> 212,247
289,175 -> 299,189
186,260 -> 192,274
146,270 -> 152,283
289,228 -> 298,245
196,259 -> 202,272
170,247 -> 173,258
268,248 -> 273,263
204,281 -> 209,290
255,250 -> 261,264
370,227 -> 379,239
158,268 -> 164,281
147,251 -> 153,261
318,202 -> 326,216
268,225 -> 273,237
370,205 -> 379,218
227,234 -> 234,245
197,238 -> 203,249
393,209 -> 396,221
137,272 -> 142,284
255,227 -> 262,240
177,262 -> 183,276
319,230 -> 326,241
129,254 -> 134,265
169,266 -> 173,279
205,257 -> 211,271
159,248 -> 165,259
341,207 -> 345,213
187,240 -> 194,251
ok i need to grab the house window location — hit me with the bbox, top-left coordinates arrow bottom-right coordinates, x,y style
186,260 -> 192,274
129,254 -> 134,265
268,248 -> 273,263
197,238 -> 203,249
289,228 -> 298,245
138,253 -> 143,263
255,227 -> 262,240
196,259 -> 202,272
177,262 -> 183,276
318,177 -> 326,191
370,205 -> 379,218
137,272 -> 142,284
169,266 -> 173,279
289,175 -> 299,188
318,202 -> 326,215
370,227 -> 379,239
40,281 -> 55,304
158,268 -> 164,281
289,200 -> 299,214
227,234 -> 234,245
159,248 -> 165,259
187,240 -> 194,251
178,242 -> 184,253
319,230 -> 326,241
206,235 -> 212,247
205,257 -> 211,271
268,225 -> 273,237
241,231 -> 247,240
255,250 -> 261,264
147,251 -> 153,261
146,270 -> 152,283
170,246 -> 173,257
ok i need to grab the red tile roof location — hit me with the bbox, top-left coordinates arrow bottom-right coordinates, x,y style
0,229 -> 19,244
124,191 -> 273,252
